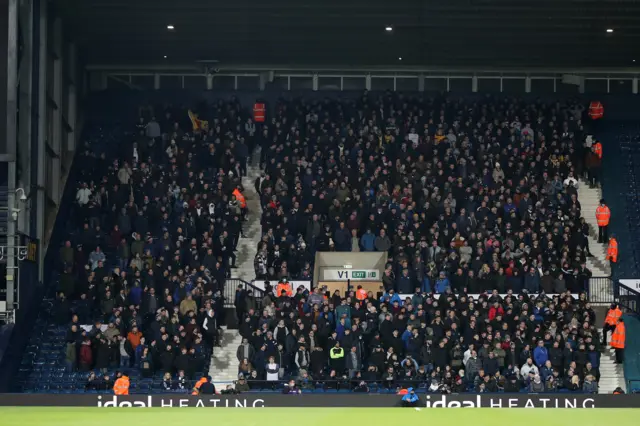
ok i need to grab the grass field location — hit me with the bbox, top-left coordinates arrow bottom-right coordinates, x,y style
0,408 -> 638,426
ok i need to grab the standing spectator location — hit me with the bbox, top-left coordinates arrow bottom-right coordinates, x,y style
533,340 -> 549,367
266,356 -> 280,387
118,335 -> 133,368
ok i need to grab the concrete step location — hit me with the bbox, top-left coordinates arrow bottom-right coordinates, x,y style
209,327 -> 242,382
230,152 -> 264,285
576,179 -> 611,276
594,329 -> 626,393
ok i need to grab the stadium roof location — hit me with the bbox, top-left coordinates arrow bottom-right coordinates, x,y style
57,0 -> 640,69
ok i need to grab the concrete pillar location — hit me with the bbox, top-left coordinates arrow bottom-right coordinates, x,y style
525,77 -> 532,93
5,0 -> 19,309
34,0 -> 47,277
18,0 -> 33,238
66,44 -> 77,153
50,18 -> 62,204
418,73 -> 425,92
471,76 -> 478,93
259,72 -> 267,91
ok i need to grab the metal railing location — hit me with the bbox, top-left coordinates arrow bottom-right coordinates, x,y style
618,282 -> 640,315
226,378 -> 595,394
587,276 -> 615,304
222,276 -> 615,308
223,278 -> 265,308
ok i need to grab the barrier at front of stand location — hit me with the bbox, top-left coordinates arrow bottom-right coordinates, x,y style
0,393 -> 638,408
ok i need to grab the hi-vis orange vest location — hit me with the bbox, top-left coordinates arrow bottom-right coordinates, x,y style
113,376 -> 130,395
254,103 -> 266,123
595,205 -> 611,227
611,322 -> 625,349
589,101 -> 604,120
593,142 -> 603,159
276,282 -> 293,297
605,307 -> 623,326
192,377 -> 208,395
233,188 -> 247,209
607,238 -> 618,263
356,288 -> 367,301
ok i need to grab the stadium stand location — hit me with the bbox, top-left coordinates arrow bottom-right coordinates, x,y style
10,92 -> 629,395
231,94 -> 622,394
14,99 -> 253,393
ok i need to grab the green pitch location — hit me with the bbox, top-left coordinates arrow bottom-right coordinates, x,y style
0,407 -> 637,425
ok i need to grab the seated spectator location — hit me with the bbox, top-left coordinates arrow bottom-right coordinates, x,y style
162,372 -> 173,390
282,379 -> 301,394
582,374 -> 598,394
528,374 -> 545,392
99,373 -> 112,391
220,384 -> 240,395
235,376 -> 250,393
297,369 -> 315,391
85,372 -> 99,391
238,358 -> 253,377
176,370 -> 187,391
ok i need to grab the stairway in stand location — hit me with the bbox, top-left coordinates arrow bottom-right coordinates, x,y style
210,149 -> 263,387
577,179 -> 613,303
234,155 -> 264,284
208,325 -> 245,386
598,328 -> 626,393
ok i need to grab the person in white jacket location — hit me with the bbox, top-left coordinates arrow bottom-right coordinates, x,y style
520,358 -> 539,379
76,183 -> 92,206
563,171 -> 579,189
266,356 -> 280,382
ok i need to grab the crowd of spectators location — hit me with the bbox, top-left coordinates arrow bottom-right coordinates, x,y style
44,91 -> 605,395
234,285 -> 601,393
238,93 -> 604,393
253,94 -> 594,294
55,98 -> 256,385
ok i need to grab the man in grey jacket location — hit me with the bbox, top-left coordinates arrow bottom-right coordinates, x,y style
374,229 -> 391,252
308,287 -> 324,307
465,350 -> 481,382
236,338 -> 255,362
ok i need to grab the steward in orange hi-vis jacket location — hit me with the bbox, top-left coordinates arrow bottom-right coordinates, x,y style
610,318 -> 625,364
113,373 -> 130,395
602,303 -> 622,346
595,199 -> 611,243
